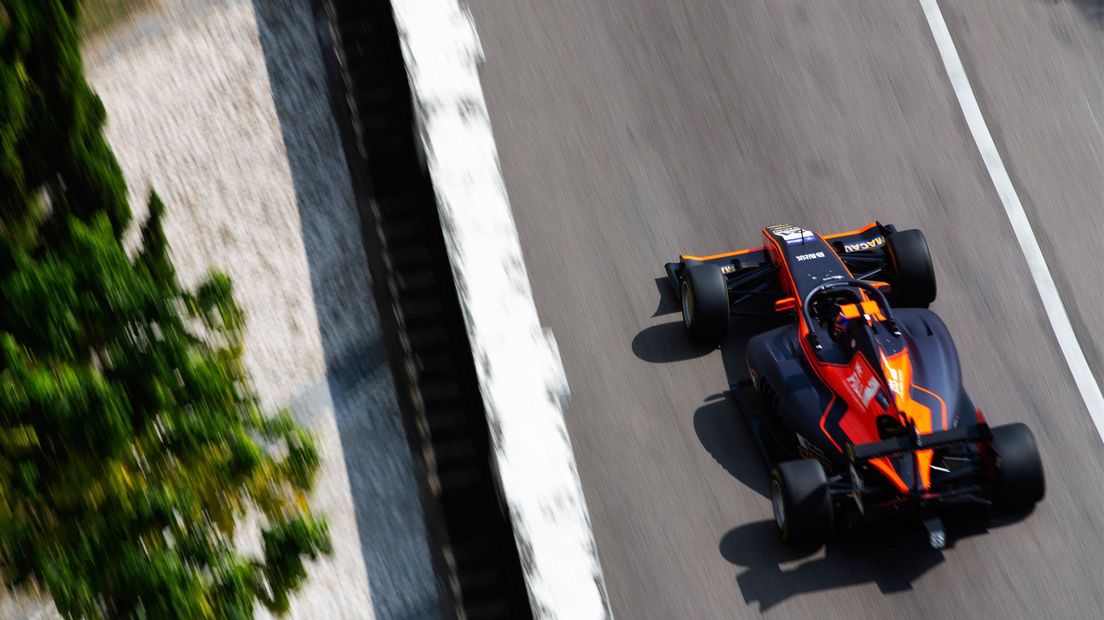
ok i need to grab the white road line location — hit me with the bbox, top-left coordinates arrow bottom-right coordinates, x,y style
918,0 -> 1104,444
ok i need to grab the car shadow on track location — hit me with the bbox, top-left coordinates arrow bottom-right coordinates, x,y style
651,276 -> 682,317
719,505 -> 1034,612
631,320 -> 716,363
635,282 -> 777,499
694,392 -> 771,497
719,520 -> 945,611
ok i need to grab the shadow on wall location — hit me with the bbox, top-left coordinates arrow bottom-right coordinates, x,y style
250,0 -> 440,618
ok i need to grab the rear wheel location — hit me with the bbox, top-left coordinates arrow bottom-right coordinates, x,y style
771,460 -> 833,545
991,422 -> 1045,509
886,229 -> 936,307
681,262 -> 729,346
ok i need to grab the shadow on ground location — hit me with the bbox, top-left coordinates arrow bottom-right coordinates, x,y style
693,392 -> 770,498
1059,0 -> 1104,27
635,275 -> 775,502
251,0 -> 439,617
651,276 -> 681,316
720,504 -> 1033,612
631,320 -> 715,363
719,520 -> 945,611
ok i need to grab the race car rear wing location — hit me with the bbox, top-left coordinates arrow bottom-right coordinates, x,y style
847,422 -> 992,462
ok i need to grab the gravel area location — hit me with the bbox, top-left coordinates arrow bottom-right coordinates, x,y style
0,1 -> 439,618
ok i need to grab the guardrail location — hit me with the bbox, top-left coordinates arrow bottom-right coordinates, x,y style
311,0 -> 613,613
308,0 -> 610,618
309,1 -> 528,617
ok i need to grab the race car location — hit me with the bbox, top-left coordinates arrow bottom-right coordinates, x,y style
664,222 -> 1044,548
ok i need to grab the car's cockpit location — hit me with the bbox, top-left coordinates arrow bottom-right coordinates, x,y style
803,280 -> 905,364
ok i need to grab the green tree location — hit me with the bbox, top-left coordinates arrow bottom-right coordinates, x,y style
0,1 -> 331,617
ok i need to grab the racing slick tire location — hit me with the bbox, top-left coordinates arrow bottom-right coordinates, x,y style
886,229 -> 937,308
991,422 -> 1045,509
771,460 -> 833,545
681,262 -> 729,345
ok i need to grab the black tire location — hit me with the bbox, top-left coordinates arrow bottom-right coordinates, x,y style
991,422 -> 1045,509
771,460 -> 833,545
886,229 -> 937,307
681,262 -> 729,345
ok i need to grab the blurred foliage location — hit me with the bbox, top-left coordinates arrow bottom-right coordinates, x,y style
0,1 -> 331,618
76,0 -> 153,36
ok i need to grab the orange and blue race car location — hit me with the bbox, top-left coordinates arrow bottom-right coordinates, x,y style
664,222 -> 1044,548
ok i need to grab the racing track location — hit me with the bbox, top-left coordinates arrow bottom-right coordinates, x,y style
465,1 -> 1104,618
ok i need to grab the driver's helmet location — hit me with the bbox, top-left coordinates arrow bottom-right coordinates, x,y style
833,312 -> 853,339
833,300 -> 885,339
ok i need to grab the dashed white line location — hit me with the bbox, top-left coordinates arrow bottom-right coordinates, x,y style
918,0 -> 1104,444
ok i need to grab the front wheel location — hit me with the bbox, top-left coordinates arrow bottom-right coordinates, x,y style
886,229 -> 937,307
991,422 -> 1045,509
771,459 -> 833,545
681,262 -> 729,346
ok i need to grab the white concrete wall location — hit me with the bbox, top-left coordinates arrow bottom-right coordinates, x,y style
389,1 -> 611,617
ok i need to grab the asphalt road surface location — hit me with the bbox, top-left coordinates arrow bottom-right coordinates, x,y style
466,1 -> 1104,618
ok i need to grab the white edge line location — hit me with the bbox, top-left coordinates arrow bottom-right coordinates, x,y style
388,1 -> 613,618
918,0 -> 1104,442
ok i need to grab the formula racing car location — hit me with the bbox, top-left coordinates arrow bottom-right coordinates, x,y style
664,222 -> 1044,548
